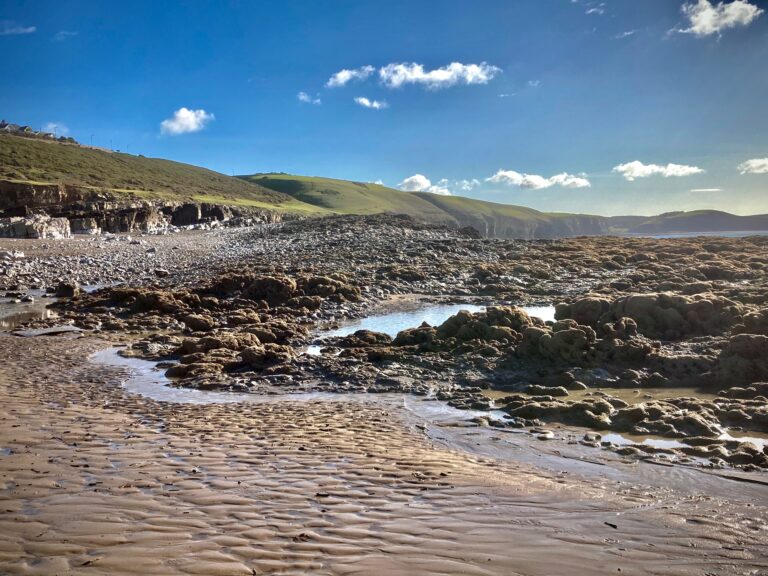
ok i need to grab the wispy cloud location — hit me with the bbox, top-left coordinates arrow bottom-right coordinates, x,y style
326,65 -> 375,88
527,80 -> 541,88
353,96 -> 388,109
457,179 -> 481,191
53,30 -> 78,41
690,188 -> 723,192
297,91 -> 321,105
738,158 -> 768,174
43,122 -> 68,136
675,0 -> 763,37
160,107 -> 214,135
397,174 -> 451,195
379,62 -> 500,90
613,161 -> 704,181
585,3 -> 606,15
614,30 -> 637,39
487,170 -> 591,190
0,20 -> 36,35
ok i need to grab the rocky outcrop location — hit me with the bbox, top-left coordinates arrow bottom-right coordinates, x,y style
0,179 -> 282,236
557,293 -> 744,340
0,215 -> 71,239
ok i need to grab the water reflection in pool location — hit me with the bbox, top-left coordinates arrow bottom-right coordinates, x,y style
316,302 -> 556,340
0,299 -> 58,331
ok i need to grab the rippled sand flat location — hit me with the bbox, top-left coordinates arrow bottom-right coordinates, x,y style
1,334 -> 766,575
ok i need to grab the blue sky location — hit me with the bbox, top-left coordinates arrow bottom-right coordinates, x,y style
1,0 -> 767,215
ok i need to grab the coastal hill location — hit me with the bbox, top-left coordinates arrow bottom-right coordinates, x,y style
0,134 -> 324,215
243,173 -> 768,238
241,173 -> 612,238
626,210 -> 768,234
1,134 -> 766,238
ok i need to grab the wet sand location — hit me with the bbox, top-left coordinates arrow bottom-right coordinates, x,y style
1,334 -> 767,575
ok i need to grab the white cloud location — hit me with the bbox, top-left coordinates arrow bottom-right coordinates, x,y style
372,179 -> 385,186
690,188 -> 723,192
458,178 -> 481,191
527,80 -> 541,88
160,107 -> 214,135
53,30 -> 78,41
353,96 -> 388,109
326,65 -> 375,88
614,30 -> 636,39
43,122 -> 69,136
677,0 -> 763,37
0,21 -> 36,35
397,174 -> 451,195
738,158 -> 768,174
486,170 -> 591,190
612,160 -> 704,181
586,3 -> 606,15
297,91 -> 321,105
379,62 -> 501,90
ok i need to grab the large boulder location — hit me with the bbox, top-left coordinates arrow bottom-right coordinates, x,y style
555,297 -> 611,327
715,334 -> 768,385
242,276 -> 297,305
604,293 -> 743,339
0,215 -> 71,239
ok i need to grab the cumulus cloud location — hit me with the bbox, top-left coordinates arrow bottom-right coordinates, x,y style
379,62 -> 501,90
43,122 -> 69,136
738,158 -> 768,174
297,91 -> 321,105
353,96 -> 388,109
486,170 -> 591,190
0,20 -> 36,35
676,0 -> 763,36
397,174 -> 451,195
612,161 -> 704,181
325,65 -> 375,88
160,107 -> 214,135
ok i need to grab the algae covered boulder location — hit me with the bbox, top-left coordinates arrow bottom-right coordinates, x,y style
604,293 -> 743,339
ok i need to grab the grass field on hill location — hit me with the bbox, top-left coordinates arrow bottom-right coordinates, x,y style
0,135 -> 327,214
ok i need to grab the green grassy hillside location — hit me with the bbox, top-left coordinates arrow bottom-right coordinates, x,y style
0,135 -> 325,214
242,173 -> 611,238
240,173 -> 453,221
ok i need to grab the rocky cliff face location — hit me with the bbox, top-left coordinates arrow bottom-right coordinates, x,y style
0,180 -> 283,237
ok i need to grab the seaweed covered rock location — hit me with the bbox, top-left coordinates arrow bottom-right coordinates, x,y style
435,306 -> 533,344
714,334 -> 768,385
603,293 -> 743,339
738,308 -> 768,335
518,321 -> 597,364
555,296 -> 611,327
242,276 -> 297,305
241,344 -> 295,369
503,396 -> 613,429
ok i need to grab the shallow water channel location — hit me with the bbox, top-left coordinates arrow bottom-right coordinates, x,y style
306,302 -> 556,354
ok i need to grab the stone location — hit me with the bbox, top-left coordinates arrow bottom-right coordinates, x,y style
55,281 -> 80,298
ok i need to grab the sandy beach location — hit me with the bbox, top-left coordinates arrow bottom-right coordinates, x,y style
1,333 -> 766,575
